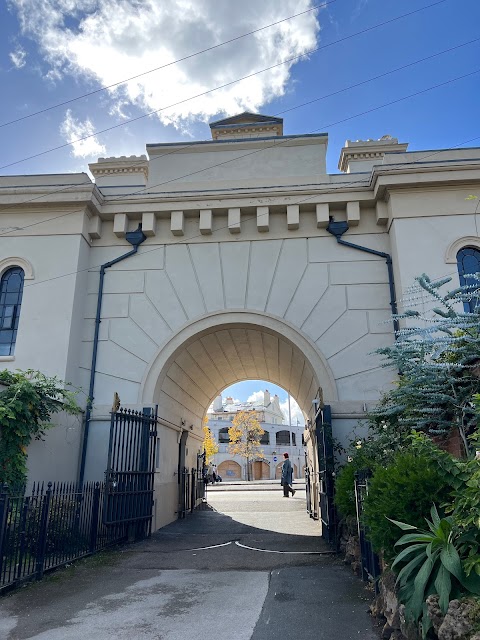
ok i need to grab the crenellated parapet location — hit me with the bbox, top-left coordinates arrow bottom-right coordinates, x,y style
89,155 -> 149,187
338,136 -> 409,173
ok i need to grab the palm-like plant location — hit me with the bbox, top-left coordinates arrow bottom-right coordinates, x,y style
390,506 -> 480,637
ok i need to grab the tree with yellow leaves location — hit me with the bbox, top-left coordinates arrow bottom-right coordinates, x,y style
202,416 -> 219,464
228,411 -> 265,481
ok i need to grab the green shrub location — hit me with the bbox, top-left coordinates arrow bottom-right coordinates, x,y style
390,506 -> 480,637
363,452 -> 453,561
407,430 -> 480,577
0,369 -> 81,486
334,463 -> 358,519
335,426 -> 413,521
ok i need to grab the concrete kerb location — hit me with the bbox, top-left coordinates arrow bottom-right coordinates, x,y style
207,480 -> 306,492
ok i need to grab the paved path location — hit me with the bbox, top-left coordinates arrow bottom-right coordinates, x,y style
0,487 -> 379,639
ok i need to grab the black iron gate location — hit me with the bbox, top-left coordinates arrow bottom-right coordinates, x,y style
316,405 -> 337,545
179,452 -> 206,518
354,469 -> 381,591
104,406 -> 158,539
305,451 -> 313,517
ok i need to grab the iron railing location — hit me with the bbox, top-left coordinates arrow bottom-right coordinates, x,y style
354,469 -> 381,593
305,464 -> 313,517
0,480 -> 139,593
178,467 -> 206,519
104,471 -> 154,531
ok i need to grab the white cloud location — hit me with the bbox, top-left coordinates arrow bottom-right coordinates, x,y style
280,396 -> 305,426
11,0 -> 320,129
247,390 -> 265,403
352,0 -> 368,20
60,110 -> 106,158
246,388 -> 305,426
9,46 -> 27,69
108,100 -> 131,121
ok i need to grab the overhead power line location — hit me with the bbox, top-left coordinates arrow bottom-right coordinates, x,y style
1,33 -> 474,232
105,60 -> 480,202
0,1 -> 329,130
1,56 -> 479,239
22,129 -> 480,294
0,0 -> 452,172
19,111 -> 480,289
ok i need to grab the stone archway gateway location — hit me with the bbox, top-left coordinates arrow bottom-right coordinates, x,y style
81,260 -> 394,531
3,107 -> 474,635
136,312 -> 339,528
141,311 -> 337,422
1,109 -> 478,540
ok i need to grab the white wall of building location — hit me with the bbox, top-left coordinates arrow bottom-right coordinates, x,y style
0,119 -> 478,528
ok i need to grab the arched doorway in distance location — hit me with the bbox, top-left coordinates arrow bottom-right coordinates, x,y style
275,462 -> 298,479
252,460 -> 270,480
218,460 -> 241,480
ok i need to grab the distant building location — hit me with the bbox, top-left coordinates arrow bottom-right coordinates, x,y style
207,390 -> 305,481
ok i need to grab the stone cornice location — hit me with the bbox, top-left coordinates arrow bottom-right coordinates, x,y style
89,155 -> 149,180
98,184 -> 374,211
147,133 -> 328,155
371,161 -> 480,199
211,124 -> 283,140
0,183 -> 103,215
338,142 -> 409,172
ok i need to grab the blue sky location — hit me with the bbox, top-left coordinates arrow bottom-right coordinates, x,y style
1,0 -> 479,177
215,380 -> 305,425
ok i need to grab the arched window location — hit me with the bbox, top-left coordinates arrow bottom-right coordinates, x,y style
457,247 -> 480,312
0,267 -> 24,356
276,430 -> 291,446
218,428 -> 230,443
260,431 -> 270,445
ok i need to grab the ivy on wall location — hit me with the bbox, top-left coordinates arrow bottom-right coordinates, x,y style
0,369 -> 82,487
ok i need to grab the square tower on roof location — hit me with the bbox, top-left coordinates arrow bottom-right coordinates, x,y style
209,112 -> 283,140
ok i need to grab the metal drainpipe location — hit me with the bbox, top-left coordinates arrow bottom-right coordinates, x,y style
78,224 -> 147,486
326,219 -> 400,337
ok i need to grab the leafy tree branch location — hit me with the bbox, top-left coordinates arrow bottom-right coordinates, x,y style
228,410 -> 265,481
0,369 -> 82,487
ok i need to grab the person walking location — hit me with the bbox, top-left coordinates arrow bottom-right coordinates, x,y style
281,452 -> 296,497
206,462 -> 214,484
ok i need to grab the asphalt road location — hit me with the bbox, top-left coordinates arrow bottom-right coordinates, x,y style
0,486 -> 379,639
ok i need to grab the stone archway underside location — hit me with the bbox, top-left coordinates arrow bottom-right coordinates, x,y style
153,324 -> 323,426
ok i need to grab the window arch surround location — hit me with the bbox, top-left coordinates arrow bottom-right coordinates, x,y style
445,237 -> 480,263
456,246 -> 480,313
0,267 -> 25,356
0,257 -> 34,280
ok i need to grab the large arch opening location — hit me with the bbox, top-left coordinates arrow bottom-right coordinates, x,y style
207,379 -> 305,481
141,311 -> 337,425
140,312 -> 337,529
